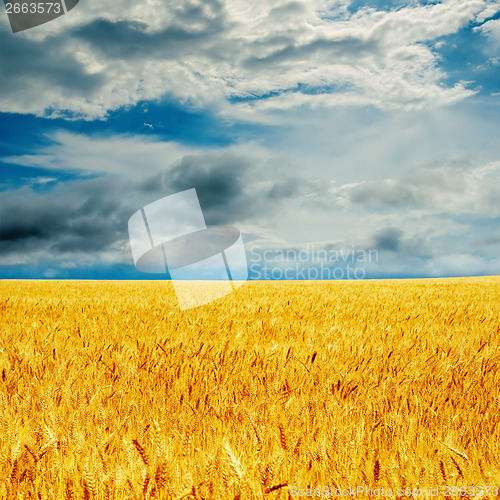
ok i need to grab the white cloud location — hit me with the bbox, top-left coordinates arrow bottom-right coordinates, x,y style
2,130 -> 275,179
424,253 -> 500,277
0,0 -> 493,119
479,18 -> 500,46
3,131 -> 194,178
475,0 -> 500,22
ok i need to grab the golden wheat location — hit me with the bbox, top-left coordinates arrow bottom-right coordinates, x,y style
0,277 -> 499,498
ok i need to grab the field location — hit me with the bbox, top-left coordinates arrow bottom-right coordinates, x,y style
0,277 -> 499,499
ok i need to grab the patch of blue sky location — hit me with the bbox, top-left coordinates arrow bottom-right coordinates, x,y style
228,89 -> 285,104
229,82 -> 353,104
0,261 -> 154,280
1,96 -> 272,153
47,98 -> 267,147
0,162 -> 82,193
318,0 -> 440,20
0,113 -> 89,192
430,12 -> 500,96
296,82 -> 354,95
346,0 -> 441,15
0,97 -> 275,191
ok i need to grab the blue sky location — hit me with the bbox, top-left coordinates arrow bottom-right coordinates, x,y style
1,0 -> 499,280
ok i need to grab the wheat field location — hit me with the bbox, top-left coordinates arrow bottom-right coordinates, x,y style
0,277 -> 499,499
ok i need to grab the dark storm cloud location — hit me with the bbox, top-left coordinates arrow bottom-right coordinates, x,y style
0,152 -> 310,259
71,14 -> 224,60
167,153 -> 249,212
139,152 -> 308,227
371,226 -> 429,257
0,194 -> 68,242
70,0 -> 226,60
0,26 -> 104,95
0,178 -> 134,256
372,227 -> 404,251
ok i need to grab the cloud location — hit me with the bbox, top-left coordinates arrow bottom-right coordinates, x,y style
166,153 -> 249,210
1,127 -> 499,278
479,18 -> 500,47
2,131 -> 193,178
370,226 -> 430,260
0,134 -> 315,267
157,152 -> 307,225
0,178 -> 132,257
0,0 -> 493,119
424,253 -> 500,277
372,227 -> 404,251
347,161 -> 500,216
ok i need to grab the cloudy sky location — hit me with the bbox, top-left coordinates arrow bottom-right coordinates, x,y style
0,0 -> 499,280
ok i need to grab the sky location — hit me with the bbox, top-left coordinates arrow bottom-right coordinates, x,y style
0,0 -> 499,280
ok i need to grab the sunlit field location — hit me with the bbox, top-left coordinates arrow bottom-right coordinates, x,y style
1,277 -> 499,499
